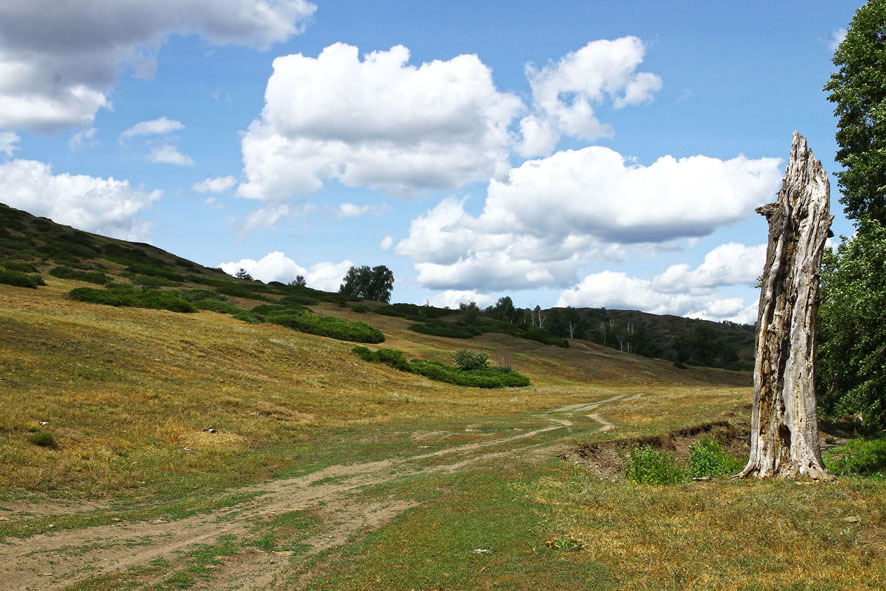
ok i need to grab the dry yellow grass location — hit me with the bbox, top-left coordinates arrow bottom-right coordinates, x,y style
1,278 -> 745,496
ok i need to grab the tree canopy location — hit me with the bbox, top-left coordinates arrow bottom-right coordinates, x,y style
824,0 -> 886,224
339,265 -> 395,302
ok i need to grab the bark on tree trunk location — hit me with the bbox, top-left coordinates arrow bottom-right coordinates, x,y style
738,132 -> 833,480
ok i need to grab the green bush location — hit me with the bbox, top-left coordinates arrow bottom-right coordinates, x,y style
0,269 -> 44,288
266,310 -> 384,343
131,274 -> 180,287
623,445 -> 686,485
195,299 -> 243,315
687,437 -> 742,478
1,260 -> 38,273
123,263 -> 186,282
49,266 -> 108,285
281,293 -> 319,306
409,322 -> 480,339
28,430 -> 57,448
351,347 -> 530,388
351,304 -> 369,313
824,438 -> 886,478
408,360 -> 530,388
214,284 -> 272,302
453,349 -> 489,370
376,303 -> 452,321
233,311 -> 264,323
69,286 -> 197,313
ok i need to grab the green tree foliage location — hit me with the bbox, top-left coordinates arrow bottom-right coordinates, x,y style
817,221 -> 886,429
488,296 -> 518,323
453,349 -> 489,370
674,324 -> 739,368
339,265 -> 395,302
459,301 -> 481,324
824,0 -> 886,224
235,268 -> 253,280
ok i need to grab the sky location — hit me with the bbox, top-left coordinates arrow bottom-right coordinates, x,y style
0,0 -> 865,323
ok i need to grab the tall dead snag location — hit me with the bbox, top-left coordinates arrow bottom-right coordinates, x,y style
739,132 -> 833,479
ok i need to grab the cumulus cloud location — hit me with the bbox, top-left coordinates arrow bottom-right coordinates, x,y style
337,202 -> 383,219
0,0 -> 316,131
652,242 -> 766,294
426,290 -> 496,310
380,235 -> 393,251
0,158 -> 160,240
238,42 -> 524,200
219,251 -> 352,291
193,176 -> 237,194
120,116 -> 184,140
397,148 -> 782,291
147,144 -> 194,166
556,270 -> 757,324
519,37 -> 662,156
0,130 -> 20,156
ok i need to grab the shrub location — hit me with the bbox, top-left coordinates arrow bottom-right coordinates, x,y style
131,274 -> 180,287
266,310 -> 384,343
233,311 -> 264,324
351,304 -> 369,313
623,445 -> 686,485
123,262 -> 186,282
408,360 -> 530,388
195,299 -> 243,315
350,346 -> 410,371
0,269 -> 44,288
69,286 -> 197,313
824,438 -> 886,478
49,266 -> 108,285
281,294 -> 319,306
688,437 -> 742,478
28,430 -> 57,448
1,260 -> 38,273
214,284 -> 272,302
409,322 -> 480,339
376,303 -> 451,321
454,349 -> 489,370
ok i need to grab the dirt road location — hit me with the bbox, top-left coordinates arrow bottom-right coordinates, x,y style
1,394 -> 637,590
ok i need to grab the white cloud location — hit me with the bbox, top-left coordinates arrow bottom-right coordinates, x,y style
203,197 -> 224,209
147,144 -> 194,166
337,203 -> 373,218
0,0 -> 316,131
193,176 -> 237,194
518,37 -> 662,156
0,158 -> 160,240
68,127 -> 98,150
829,28 -> 847,51
219,252 -> 352,291
380,235 -> 393,251
0,130 -> 20,156
397,148 -> 782,292
238,42 -> 524,201
652,242 -> 766,294
120,116 -> 184,140
426,290 -> 496,310
556,270 -> 757,324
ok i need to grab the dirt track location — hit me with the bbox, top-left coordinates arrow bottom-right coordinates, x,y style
1,394 -> 637,590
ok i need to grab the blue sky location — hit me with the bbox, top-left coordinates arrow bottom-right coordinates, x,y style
0,1 -> 863,322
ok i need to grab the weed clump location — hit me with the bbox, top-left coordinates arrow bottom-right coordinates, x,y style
27,430 -> 57,448
824,438 -> 886,478
623,445 -> 686,485
688,437 -> 742,478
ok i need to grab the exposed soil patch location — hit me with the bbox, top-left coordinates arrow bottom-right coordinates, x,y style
560,420 -> 751,481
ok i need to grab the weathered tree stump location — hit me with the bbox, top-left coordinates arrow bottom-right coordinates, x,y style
738,132 -> 833,479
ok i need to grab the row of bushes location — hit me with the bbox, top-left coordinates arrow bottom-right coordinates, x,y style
265,310 -> 384,343
49,266 -> 108,285
376,302 -> 452,322
69,286 -> 198,313
408,319 -> 569,348
0,268 -> 45,288
351,346 -> 530,388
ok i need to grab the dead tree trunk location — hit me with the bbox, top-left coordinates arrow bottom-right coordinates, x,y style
738,132 -> 833,480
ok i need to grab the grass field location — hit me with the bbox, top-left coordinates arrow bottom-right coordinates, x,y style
1,278 -> 883,590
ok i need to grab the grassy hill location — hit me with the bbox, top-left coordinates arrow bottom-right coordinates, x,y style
1,202 -> 881,591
